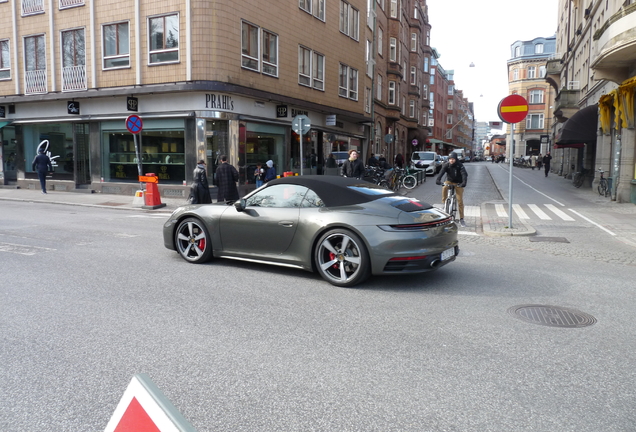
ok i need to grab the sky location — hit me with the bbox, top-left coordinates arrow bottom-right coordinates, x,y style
427,0 -> 559,126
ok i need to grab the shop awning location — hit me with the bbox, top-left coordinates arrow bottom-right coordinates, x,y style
554,104 -> 598,148
0,121 -> 12,129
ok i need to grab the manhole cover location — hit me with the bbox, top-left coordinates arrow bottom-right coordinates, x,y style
529,237 -> 570,243
508,305 -> 596,328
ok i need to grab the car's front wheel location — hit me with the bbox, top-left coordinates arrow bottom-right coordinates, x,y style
175,217 -> 213,263
315,229 -> 370,287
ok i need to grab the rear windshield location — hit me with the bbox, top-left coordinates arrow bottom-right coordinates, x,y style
412,152 -> 434,160
347,184 -> 395,196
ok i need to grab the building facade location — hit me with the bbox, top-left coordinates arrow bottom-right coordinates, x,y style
546,0 -> 636,203
506,36 -> 556,160
0,0 -> 373,196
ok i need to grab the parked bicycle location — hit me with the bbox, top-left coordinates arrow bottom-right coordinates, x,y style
572,167 -> 590,188
597,168 -> 609,197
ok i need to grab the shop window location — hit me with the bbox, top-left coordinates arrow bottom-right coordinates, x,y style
148,13 -> 179,64
103,22 -> 129,69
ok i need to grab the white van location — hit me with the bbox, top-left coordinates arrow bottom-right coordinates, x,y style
410,151 -> 442,175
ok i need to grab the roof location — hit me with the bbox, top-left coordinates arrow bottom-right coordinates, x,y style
267,175 -> 396,207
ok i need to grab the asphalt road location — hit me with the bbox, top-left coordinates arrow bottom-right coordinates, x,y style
1,165 -> 635,432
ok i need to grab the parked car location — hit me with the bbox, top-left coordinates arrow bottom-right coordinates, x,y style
331,151 -> 350,167
163,176 -> 458,287
410,151 -> 442,175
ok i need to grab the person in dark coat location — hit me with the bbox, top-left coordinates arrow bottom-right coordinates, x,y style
32,148 -> 53,194
367,153 -> 379,167
436,152 -> 468,226
542,152 -> 552,177
215,155 -> 239,203
188,160 -> 212,204
264,159 -> 277,182
341,149 -> 364,179
395,153 -> 404,168
325,153 -> 337,168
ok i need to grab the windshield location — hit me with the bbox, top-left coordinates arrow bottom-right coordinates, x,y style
412,152 -> 434,161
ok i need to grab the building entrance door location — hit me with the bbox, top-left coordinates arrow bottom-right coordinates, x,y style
74,123 -> 91,185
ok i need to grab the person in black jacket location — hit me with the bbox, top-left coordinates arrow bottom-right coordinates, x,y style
188,160 -> 212,204
215,155 -> 239,204
542,152 -> 552,177
32,148 -> 53,194
341,149 -> 364,179
436,152 -> 468,226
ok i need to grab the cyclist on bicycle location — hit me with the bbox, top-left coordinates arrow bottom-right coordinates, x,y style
436,152 -> 468,227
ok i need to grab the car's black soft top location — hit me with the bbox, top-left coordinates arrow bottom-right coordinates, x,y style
267,175 -> 396,207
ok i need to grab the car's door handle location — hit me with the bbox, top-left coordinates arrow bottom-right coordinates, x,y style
278,221 -> 294,227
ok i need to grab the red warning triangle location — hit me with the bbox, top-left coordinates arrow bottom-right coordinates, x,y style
104,374 -> 196,432
113,397 -> 161,432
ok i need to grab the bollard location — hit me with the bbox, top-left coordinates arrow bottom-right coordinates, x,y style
140,173 -> 166,209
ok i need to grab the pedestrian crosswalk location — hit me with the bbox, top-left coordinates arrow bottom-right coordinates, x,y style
434,203 -> 584,222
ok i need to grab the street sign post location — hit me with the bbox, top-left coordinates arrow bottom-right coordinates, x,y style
497,95 -> 529,229
126,115 -> 145,191
292,115 -> 311,175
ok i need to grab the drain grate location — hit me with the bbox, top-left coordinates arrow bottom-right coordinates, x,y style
508,305 -> 596,328
529,237 -> 569,243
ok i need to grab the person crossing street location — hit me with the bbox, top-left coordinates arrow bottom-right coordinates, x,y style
436,152 -> 468,227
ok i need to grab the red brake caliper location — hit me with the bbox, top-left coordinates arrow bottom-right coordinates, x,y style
329,252 -> 338,269
198,238 -> 206,251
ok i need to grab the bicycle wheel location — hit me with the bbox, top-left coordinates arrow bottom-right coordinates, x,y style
598,180 -> 608,197
450,197 -> 457,220
402,175 -> 417,189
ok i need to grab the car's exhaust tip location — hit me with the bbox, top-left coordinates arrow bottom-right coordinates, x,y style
430,259 -> 440,268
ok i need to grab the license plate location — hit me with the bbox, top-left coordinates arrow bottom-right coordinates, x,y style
441,247 -> 455,261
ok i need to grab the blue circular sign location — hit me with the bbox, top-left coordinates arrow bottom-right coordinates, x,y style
126,115 -> 143,134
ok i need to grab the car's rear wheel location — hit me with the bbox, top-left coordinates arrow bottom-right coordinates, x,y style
175,217 -> 213,263
315,229 -> 370,287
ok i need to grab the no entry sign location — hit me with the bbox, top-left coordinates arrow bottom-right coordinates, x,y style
126,114 -> 143,134
497,95 -> 529,124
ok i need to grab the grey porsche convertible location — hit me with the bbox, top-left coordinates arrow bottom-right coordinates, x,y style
163,176 -> 458,287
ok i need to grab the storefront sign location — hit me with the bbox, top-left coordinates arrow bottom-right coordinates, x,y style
291,108 -> 309,117
276,105 -> 288,118
0,106 -> 5,118
127,97 -> 138,112
67,101 -> 80,115
326,115 -> 336,126
205,93 -> 235,110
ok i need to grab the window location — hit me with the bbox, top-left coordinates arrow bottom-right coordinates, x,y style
299,0 -> 311,13
409,100 -> 415,117
61,28 -> 86,91
411,32 -> 417,51
365,87 -> 372,113
410,66 -> 416,85
513,68 -> 519,80
22,0 -> 44,15
0,40 -> 10,79
426,30 -> 430,45
242,22 -> 278,77
422,84 -> 427,99
300,0 -> 325,20
414,6 -> 418,19
514,46 -> 520,57
103,22 -> 129,69
60,0 -> 84,8
377,0 -> 384,10
535,43 -> 544,54
339,63 -> 358,99
447,114 -> 453,124
148,14 -> 179,64
447,100 -> 453,110
312,51 -> 324,90
377,74 -> 382,100
448,85 -> 454,95
262,30 -> 278,76
348,66 -> 358,99
539,65 -> 546,77
24,34 -> 46,94
429,74 -> 434,84
377,27 -> 383,56
423,56 -> 429,72
299,46 -> 311,86
246,184 -> 311,208
528,66 -> 536,78
529,89 -> 544,104
526,113 -> 544,129
241,21 -> 259,71
429,93 -> 434,108
389,37 -> 397,62
390,0 -> 398,18
388,80 -> 396,104
340,1 -> 359,40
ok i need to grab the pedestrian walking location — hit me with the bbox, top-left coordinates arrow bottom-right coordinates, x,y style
341,149 -> 364,179
264,160 -> 277,182
537,154 -> 543,171
215,155 -> 239,204
32,148 -> 53,194
543,152 -> 552,177
188,160 -> 212,204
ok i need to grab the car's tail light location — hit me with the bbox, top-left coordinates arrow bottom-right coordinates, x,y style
382,217 -> 453,231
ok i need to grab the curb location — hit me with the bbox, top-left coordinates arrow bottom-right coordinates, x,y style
480,201 -> 536,237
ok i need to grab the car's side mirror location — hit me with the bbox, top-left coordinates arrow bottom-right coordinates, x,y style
234,199 -> 246,212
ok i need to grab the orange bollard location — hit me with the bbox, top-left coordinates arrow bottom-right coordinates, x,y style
141,173 -> 166,209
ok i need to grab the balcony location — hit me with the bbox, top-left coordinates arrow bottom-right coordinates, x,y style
553,88 -> 580,123
25,69 -> 47,94
62,65 -> 87,92
59,0 -> 84,8
591,2 -> 636,83
22,0 -> 44,15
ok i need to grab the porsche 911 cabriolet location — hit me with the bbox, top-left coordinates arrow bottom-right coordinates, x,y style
163,176 -> 458,287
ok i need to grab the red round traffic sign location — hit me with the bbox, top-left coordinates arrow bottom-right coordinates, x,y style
497,95 -> 529,124
126,114 -> 143,134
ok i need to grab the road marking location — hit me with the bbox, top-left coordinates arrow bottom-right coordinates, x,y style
528,204 -> 551,220
464,205 -> 480,217
545,204 -> 575,221
495,204 -> 508,217
497,165 -> 565,206
458,231 -> 478,236
0,242 -> 56,256
568,209 -> 616,236
512,204 -> 530,219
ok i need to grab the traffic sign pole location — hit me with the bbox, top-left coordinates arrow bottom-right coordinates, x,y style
126,115 -> 144,191
509,123 -> 514,228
